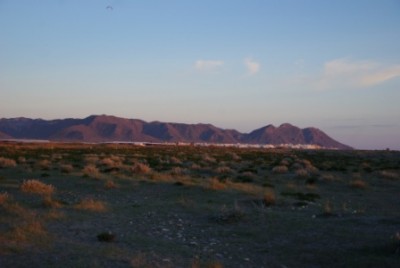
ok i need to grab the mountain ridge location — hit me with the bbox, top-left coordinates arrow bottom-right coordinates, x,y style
0,115 -> 352,149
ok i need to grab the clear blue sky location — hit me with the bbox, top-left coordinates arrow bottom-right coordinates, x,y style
1,0 -> 400,149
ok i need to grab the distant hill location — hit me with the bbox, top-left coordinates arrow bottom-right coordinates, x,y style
242,123 -> 350,149
0,115 -> 352,149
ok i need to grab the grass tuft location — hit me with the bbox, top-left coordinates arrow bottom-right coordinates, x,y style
104,180 -> 118,189
20,179 -> 55,196
350,179 -> 368,189
272,165 -> 288,174
37,159 -> 51,170
130,252 -> 149,267
11,220 -> 46,242
207,177 -> 226,190
211,203 -> 245,224
82,164 -> 100,178
0,157 -> 17,168
74,198 -> 107,212
379,170 -> 398,180
131,162 -> 151,174
322,200 -> 334,216
393,232 -> 400,255
295,168 -> 309,178
192,258 -> 224,268
0,192 -> 10,205
42,195 -> 63,208
60,164 -> 74,173
216,166 -> 233,174
263,189 -> 276,206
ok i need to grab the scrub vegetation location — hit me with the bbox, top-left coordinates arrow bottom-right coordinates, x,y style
0,142 -> 399,267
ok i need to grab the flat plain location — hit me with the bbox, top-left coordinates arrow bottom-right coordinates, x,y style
0,142 -> 399,267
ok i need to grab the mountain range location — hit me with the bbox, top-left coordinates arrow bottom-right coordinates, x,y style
0,115 -> 352,149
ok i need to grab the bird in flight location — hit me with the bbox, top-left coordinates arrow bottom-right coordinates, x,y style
106,5 -> 113,11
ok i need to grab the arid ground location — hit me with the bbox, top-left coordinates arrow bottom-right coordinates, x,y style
0,142 -> 399,267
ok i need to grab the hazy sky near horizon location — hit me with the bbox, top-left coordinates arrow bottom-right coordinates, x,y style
1,0 -> 400,150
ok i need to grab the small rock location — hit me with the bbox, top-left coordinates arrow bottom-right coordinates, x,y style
215,253 -> 223,259
97,231 -> 115,242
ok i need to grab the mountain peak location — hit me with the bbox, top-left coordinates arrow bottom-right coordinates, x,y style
279,123 -> 295,128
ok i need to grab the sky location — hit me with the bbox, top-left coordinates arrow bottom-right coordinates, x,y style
1,0 -> 400,150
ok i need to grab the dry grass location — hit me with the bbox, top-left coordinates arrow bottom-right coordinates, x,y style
237,171 -> 257,183
20,179 -> 55,196
298,159 -> 312,166
393,232 -> 400,255
51,153 -> 63,161
0,157 -> 17,168
0,201 -> 49,252
10,220 -> 46,242
295,168 -> 309,178
42,195 -> 63,208
379,170 -> 398,180
104,180 -> 118,189
293,159 -> 318,175
82,164 -> 100,178
100,155 -> 124,168
272,165 -> 288,174
323,200 -> 333,216
1,143 -> 400,267
150,173 -> 195,186
306,183 -> 318,191
305,164 -> 319,175
320,173 -> 336,182
37,159 -> 51,170
192,259 -> 224,268
207,177 -> 226,190
291,162 -> 303,170
202,153 -> 216,163
74,198 -> 107,212
130,252 -> 150,267
350,179 -> 368,189
169,167 -> 186,175
1,202 -> 33,219
17,156 -> 26,164
226,151 -> 240,161
212,202 -> 245,225
216,166 -> 233,174
149,172 -> 174,182
169,156 -> 182,164
84,154 -> 99,165
131,162 -> 151,174
44,209 -> 65,220
280,158 -> 291,166
176,195 -> 194,207
100,157 -> 115,167
190,163 -> 201,170
225,181 -> 263,195
0,192 -> 10,205
60,163 -> 74,173
263,189 -> 276,206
